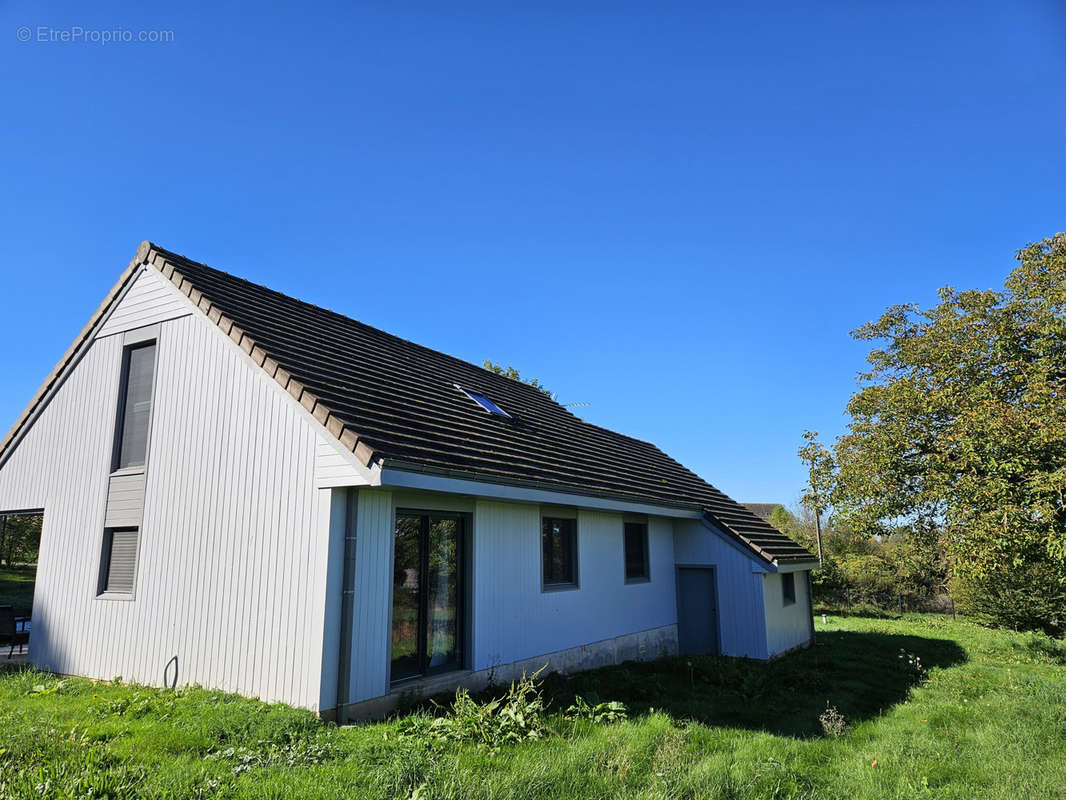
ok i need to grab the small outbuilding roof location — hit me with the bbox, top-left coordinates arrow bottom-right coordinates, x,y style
2,242 -> 818,566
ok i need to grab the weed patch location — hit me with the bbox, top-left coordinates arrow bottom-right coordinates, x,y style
399,671 -> 549,752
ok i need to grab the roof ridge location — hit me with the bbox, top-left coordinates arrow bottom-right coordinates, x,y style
2,240 -> 816,567
147,245 -> 701,464
146,242 -> 815,565
146,242 -> 583,419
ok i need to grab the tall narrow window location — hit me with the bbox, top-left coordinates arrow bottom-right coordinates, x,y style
114,342 -> 157,470
99,528 -> 139,596
782,572 -> 796,606
542,517 -> 578,589
624,521 -> 649,582
390,512 -> 465,682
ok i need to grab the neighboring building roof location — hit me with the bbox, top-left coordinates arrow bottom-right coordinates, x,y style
0,242 -> 817,566
742,503 -> 784,522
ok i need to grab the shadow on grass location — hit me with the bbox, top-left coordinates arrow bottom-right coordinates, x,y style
422,630 -> 966,739
537,630 -> 966,737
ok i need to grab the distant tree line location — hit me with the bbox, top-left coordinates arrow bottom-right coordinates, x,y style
794,234 -> 1066,635
769,504 -> 949,612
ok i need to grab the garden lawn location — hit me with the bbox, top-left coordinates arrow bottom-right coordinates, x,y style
0,566 -> 35,612
1,614 -> 1065,799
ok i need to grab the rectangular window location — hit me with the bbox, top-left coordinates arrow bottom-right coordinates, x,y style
113,342 -> 157,470
542,517 -> 577,589
624,521 -> 649,582
390,511 -> 465,682
782,572 -> 796,606
99,528 -> 139,596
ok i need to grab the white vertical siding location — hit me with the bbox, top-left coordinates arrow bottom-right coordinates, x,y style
0,335 -> 123,675
96,267 -> 191,338
672,518 -> 768,659
314,436 -> 373,488
346,488 -> 393,703
471,501 -> 678,672
0,304 -> 334,710
763,571 -> 813,656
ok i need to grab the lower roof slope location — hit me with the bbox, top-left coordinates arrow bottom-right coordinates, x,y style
19,241 -> 816,565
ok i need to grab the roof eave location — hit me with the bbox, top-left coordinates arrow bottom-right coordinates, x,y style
378,457 -> 704,513
701,509 -> 818,567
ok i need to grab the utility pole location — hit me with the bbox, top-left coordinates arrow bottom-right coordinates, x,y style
799,430 -> 833,566
813,504 -> 824,564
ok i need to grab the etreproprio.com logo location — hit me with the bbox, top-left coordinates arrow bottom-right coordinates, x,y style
16,25 -> 175,44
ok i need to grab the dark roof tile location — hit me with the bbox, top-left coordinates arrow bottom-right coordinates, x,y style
147,244 -> 819,565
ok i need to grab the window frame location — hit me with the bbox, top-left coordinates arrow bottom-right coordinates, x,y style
389,509 -> 470,683
454,384 -> 511,418
97,526 -> 140,600
782,572 -> 796,606
623,519 -> 650,584
110,328 -> 160,474
541,514 -> 579,592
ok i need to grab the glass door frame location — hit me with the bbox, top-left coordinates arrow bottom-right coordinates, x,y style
390,508 -> 471,685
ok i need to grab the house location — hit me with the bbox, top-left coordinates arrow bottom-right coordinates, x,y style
0,242 -> 817,720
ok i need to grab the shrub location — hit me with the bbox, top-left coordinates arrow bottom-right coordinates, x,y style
818,703 -> 848,738
951,562 -> 1065,636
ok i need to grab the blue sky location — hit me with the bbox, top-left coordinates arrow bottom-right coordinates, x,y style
1,1 -> 1064,505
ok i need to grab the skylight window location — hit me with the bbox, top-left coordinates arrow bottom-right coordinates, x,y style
456,384 -> 511,418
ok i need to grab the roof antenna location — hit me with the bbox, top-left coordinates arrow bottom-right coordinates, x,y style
561,401 -> 590,408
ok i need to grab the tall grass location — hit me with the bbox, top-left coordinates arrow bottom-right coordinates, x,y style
1,615 -> 1064,799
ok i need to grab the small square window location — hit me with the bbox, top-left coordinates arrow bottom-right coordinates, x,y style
623,521 -> 649,582
782,572 -> 796,606
99,528 -> 139,596
542,517 -> 577,589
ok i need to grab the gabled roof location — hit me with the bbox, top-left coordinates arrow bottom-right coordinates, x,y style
1,242 -> 817,565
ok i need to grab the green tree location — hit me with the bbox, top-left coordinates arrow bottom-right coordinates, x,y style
482,361 -> 553,397
798,430 -> 835,563
833,233 -> 1066,632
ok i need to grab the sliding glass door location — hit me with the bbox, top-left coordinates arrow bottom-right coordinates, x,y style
391,512 -> 464,682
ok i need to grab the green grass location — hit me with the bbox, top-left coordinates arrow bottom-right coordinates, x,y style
2,615 -> 1065,799
0,566 -> 35,611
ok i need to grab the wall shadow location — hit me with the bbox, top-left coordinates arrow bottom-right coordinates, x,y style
395,630 -> 967,738
532,630 -> 967,737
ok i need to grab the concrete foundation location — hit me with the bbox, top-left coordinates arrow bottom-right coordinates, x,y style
331,623 -> 679,723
